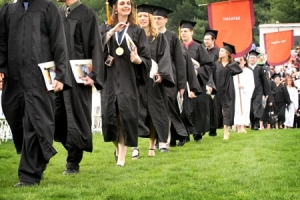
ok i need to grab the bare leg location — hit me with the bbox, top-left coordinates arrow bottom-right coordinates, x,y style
223,125 -> 229,140
117,116 -> 127,166
241,125 -> 247,133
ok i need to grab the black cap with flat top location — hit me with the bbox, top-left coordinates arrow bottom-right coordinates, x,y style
137,4 -> 156,14
180,20 -> 197,30
153,6 -> 173,18
107,0 -> 117,7
248,50 -> 260,57
222,42 -> 236,54
204,29 -> 218,39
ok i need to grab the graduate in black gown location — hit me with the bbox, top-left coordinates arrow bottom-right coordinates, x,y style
153,6 -> 187,151
100,0 -> 151,166
215,43 -> 242,140
55,0 -> 104,175
0,0 -> 71,187
180,20 -> 216,142
174,50 -> 202,145
248,50 -> 273,130
270,74 -> 291,129
204,29 -> 220,136
132,4 -> 174,158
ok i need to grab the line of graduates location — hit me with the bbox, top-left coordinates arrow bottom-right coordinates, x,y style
0,0 -> 278,188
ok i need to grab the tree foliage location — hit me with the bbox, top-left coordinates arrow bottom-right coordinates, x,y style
1,0 -> 299,45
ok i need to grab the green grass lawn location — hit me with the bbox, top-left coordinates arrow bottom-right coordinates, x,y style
0,129 -> 300,200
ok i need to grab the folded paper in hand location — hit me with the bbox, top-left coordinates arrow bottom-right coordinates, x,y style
191,58 -> 200,69
38,61 -> 56,91
125,33 -> 136,52
177,92 -> 184,113
70,59 -> 93,84
150,59 -> 158,80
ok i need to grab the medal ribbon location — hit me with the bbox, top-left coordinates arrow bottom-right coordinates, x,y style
115,24 -> 129,46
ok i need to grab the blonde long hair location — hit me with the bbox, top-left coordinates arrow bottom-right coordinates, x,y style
111,1 -> 136,27
138,13 -> 158,40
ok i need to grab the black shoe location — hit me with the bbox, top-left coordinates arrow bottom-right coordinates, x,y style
159,148 -> 169,153
170,140 -> 176,147
194,134 -> 202,142
62,169 -> 79,175
177,139 -> 186,146
253,126 -> 259,130
14,182 -> 38,188
209,133 -> 217,137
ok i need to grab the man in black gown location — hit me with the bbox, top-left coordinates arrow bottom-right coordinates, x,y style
153,6 -> 187,150
55,0 -> 104,174
248,50 -> 273,130
0,0 -> 71,187
203,29 -> 220,136
180,20 -> 216,142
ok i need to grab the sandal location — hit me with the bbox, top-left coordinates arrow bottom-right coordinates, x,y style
132,147 -> 139,160
148,148 -> 155,157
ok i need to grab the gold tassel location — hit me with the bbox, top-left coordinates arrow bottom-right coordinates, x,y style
178,23 -> 181,40
106,0 -> 112,25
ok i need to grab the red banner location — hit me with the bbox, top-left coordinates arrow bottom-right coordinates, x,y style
264,30 -> 294,66
208,0 -> 255,57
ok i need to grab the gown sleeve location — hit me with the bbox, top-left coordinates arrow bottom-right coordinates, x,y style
227,61 -> 243,75
156,33 -> 174,87
172,34 -> 186,90
47,2 -> 71,89
81,11 -> 104,90
183,50 -> 202,95
134,27 -> 151,85
0,4 -> 8,75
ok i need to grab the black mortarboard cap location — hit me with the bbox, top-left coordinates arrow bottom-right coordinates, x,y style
248,50 -> 260,57
271,73 -> 281,79
180,20 -> 197,30
204,29 -> 218,39
153,6 -> 173,18
137,4 -> 155,14
193,38 -> 203,44
108,0 -> 117,7
222,42 -> 236,54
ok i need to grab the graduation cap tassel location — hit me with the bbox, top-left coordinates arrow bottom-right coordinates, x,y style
106,0 -> 112,25
178,23 -> 181,40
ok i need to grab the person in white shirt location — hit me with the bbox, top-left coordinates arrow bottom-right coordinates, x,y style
233,56 -> 255,133
284,77 -> 299,128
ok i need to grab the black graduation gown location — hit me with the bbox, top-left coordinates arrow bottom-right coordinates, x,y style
0,0 -> 71,161
179,50 -> 202,134
215,62 -> 242,125
54,4 -> 104,152
100,25 -> 151,147
250,64 -> 273,120
271,82 -> 291,122
183,42 -> 216,136
207,46 -> 220,130
138,33 -> 174,143
163,30 -> 187,136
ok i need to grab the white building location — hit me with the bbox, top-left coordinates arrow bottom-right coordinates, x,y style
259,23 -> 300,53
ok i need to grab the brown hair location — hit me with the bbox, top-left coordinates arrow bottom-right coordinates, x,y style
287,77 -> 295,87
217,49 -> 233,63
111,1 -> 136,27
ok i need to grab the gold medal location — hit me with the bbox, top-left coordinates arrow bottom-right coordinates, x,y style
116,47 -> 124,56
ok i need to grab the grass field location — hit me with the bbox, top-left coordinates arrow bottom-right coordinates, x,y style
0,129 -> 300,200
